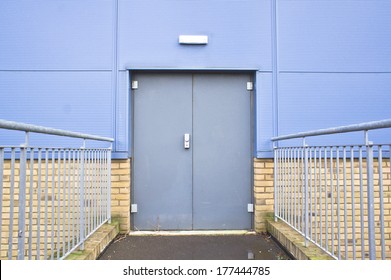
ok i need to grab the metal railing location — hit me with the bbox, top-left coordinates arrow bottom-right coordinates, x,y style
272,119 -> 391,260
0,119 -> 114,260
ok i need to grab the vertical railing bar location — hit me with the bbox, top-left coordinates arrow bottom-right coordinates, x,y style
304,139 -> 309,247
282,148 -> 286,221
94,150 -> 98,231
336,146 -> 341,259
96,150 -> 102,228
67,149 -> 71,254
279,148 -> 285,221
325,147 -> 329,252
37,148 -> 42,260
8,149 -> 16,259
286,148 -> 289,224
56,149 -> 61,259
62,149 -> 66,258
0,148 -> 3,258
96,150 -> 99,226
301,147 -> 308,235
95,150 -> 98,230
289,148 -> 293,225
291,148 -> 295,226
330,147 -> 334,256
343,146 -> 348,259
359,146 -> 364,259
279,148 -> 282,220
298,146 -> 300,231
17,143 -> 27,260
319,148 -> 323,247
293,148 -> 297,229
51,149 -> 57,260
44,149 -> 49,260
76,149 -> 80,246
299,147 -> 303,233
99,150 -> 103,225
80,146 -> 85,250
71,149 -> 76,249
107,145 -> 111,223
102,150 -> 105,224
91,150 -> 95,232
281,148 -> 284,221
28,148 -> 34,260
350,146 -> 356,259
309,147 -> 313,240
314,147 -> 318,244
86,149 -> 90,237
89,149 -> 93,235
88,149 -> 92,235
378,146 -> 385,260
274,147 -> 278,221
102,149 -> 107,221
365,131 -> 376,260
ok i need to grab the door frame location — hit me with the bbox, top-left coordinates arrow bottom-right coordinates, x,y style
129,69 -> 256,231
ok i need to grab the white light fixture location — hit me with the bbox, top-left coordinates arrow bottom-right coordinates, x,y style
179,35 -> 208,45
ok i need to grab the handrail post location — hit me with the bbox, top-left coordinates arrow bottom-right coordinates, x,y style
79,139 -> 86,250
17,132 -> 29,259
303,137 -> 309,247
365,130 -> 376,259
107,143 -> 112,224
273,142 -> 278,222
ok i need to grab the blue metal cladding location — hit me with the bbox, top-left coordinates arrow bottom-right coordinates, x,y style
1,0 -> 391,158
118,0 -> 272,70
0,71 -> 113,148
271,0 -> 391,155
0,0 -> 113,70
278,0 -> 391,72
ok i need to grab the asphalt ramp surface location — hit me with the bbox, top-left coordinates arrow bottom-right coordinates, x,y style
98,233 -> 291,260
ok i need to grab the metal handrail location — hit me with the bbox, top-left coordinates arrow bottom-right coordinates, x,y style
272,119 -> 390,260
271,119 -> 391,141
0,120 -> 112,260
0,119 -> 114,142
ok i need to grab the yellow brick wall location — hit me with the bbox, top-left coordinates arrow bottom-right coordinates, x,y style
110,159 -> 131,234
254,158 -> 275,232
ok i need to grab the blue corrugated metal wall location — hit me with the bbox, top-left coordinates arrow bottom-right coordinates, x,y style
1,0 -> 390,158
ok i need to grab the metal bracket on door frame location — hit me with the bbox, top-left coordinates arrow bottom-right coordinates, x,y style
246,82 -> 253,91
131,81 -> 139,90
131,204 -> 138,213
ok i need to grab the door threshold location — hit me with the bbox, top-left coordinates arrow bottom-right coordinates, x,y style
128,230 -> 256,236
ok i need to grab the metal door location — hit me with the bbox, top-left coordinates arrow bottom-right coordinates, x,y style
193,73 -> 252,229
133,73 -> 193,230
133,72 -> 252,230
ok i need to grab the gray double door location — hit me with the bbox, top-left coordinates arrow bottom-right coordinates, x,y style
133,72 -> 252,230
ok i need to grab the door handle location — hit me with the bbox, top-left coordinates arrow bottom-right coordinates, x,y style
184,133 -> 190,149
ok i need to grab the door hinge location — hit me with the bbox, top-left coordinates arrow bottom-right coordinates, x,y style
247,203 -> 254,213
131,204 -> 138,213
131,80 -> 139,90
246,82 -> 253,91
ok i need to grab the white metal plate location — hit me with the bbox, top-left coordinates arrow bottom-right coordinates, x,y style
179,35 -> 208,45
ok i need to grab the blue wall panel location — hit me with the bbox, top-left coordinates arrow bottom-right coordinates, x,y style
256,72 -> 274,157
0,71 -> 113,147
116,70 -> 130,153
0,0 -> 113,70
1,0 -> 390,157
278,73 -> 391,146
278,0 -> 391,72
118,0 -> 272,70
